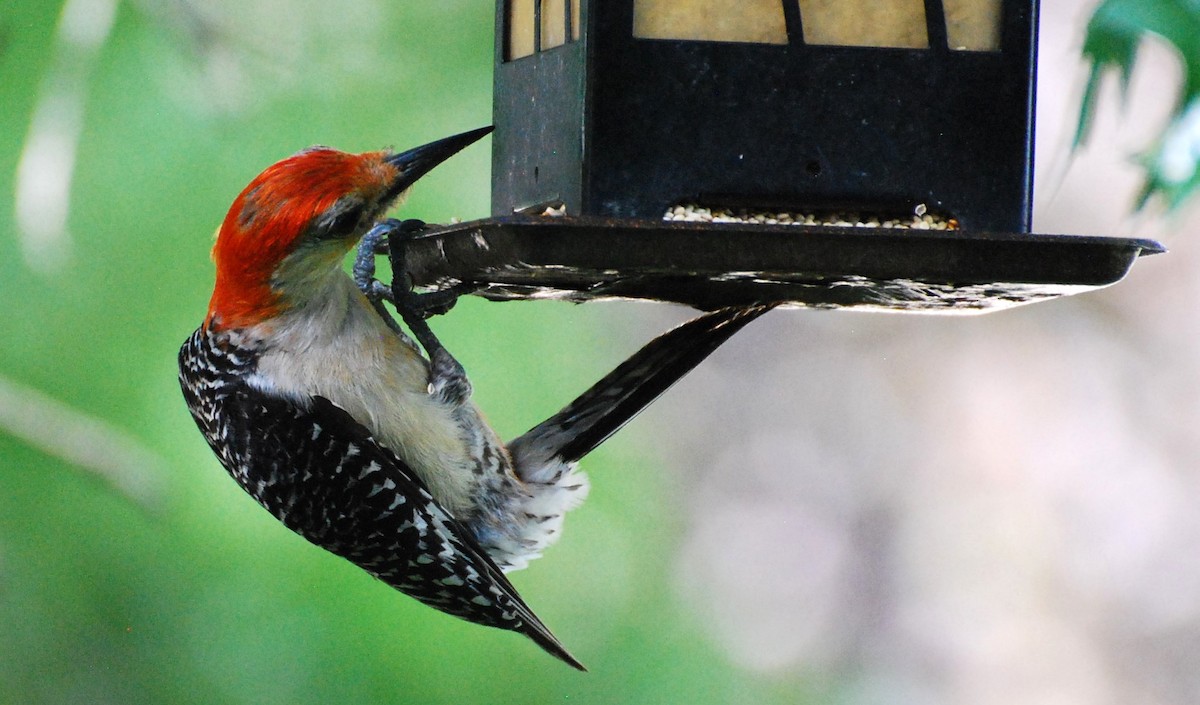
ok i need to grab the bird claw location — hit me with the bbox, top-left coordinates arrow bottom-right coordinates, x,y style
359,217 -> 481,320
355,222 -> 421,350
353,218 -> 429,300
428,347 -> 472,405
398,283 -> 478,320
383,218 -> 471,319
354,218 -> 477,405
353,226 -> 388,300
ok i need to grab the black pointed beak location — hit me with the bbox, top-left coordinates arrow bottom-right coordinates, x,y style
384,126 -> 493,197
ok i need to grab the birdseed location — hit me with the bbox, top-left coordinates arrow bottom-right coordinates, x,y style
663,203 -> 958,230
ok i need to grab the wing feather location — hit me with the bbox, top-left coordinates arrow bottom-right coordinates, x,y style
180,326 -> 581,668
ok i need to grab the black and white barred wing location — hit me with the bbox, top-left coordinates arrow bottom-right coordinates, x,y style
182,350 -> 582,668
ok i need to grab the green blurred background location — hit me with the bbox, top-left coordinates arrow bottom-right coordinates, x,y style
0,1 -> 781,703
4,1 -> 1200,704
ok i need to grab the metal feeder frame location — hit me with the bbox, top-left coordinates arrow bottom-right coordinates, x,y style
398,0 -> 1162,314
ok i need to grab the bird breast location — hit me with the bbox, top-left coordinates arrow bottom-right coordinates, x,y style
247,272 -> 492,515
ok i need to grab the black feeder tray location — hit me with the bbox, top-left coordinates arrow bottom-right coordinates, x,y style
403,0 -> 1162,314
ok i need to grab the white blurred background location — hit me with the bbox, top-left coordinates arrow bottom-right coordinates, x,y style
641,1 -> 1200,702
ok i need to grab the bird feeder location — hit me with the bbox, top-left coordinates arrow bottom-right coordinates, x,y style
399,0 -> 1162,313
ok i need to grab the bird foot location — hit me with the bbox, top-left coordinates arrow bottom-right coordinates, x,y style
383,218 -> 480,320
353,221 -> 418,350
355,218 -> 477,405
428,347 -> 472,405
353,222 -> 392,302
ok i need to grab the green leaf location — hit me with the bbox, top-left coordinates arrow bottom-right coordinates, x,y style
1078,0 -> 1200,209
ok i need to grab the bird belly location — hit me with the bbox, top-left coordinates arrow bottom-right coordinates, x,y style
249,288 -> 492,515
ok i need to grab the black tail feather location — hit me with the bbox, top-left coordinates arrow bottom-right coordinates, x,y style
510,304 -> 776,468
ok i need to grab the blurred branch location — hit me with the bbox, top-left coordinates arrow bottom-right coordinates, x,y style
0,375 -> 165,509
13,0 -> 117,275
1076,0 -> 1200,210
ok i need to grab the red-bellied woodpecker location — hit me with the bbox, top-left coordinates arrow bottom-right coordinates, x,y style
178,126 -> 774,669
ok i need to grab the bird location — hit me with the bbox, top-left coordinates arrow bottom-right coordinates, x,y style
178,126 -> 775,670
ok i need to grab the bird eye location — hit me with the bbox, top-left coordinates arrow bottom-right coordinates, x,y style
319,201 -> 365,237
